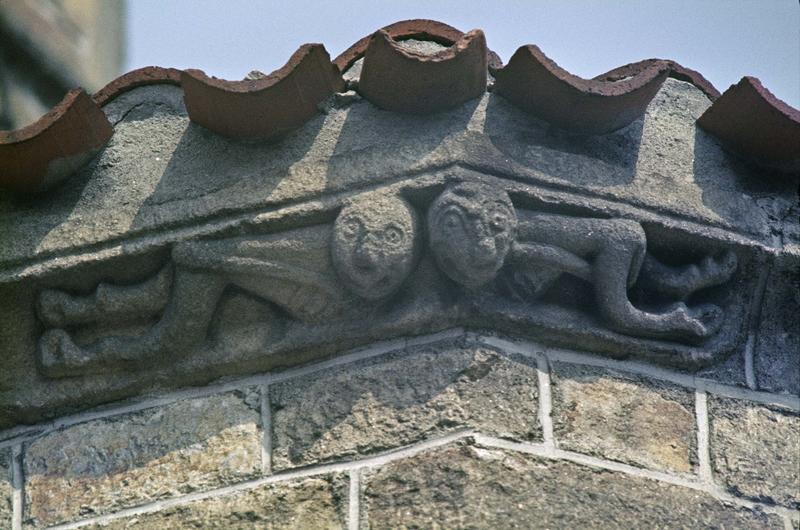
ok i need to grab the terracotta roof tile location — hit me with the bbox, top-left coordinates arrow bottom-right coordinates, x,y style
595,59 -> 721,101
0,88 -> 113,193
356,28 -> 488,114
698,76 -> 800,173
1,18 -> 797,194
93,66 -> 182,107
181,43 -> 344,139
491,45 -> 671,135
334,18 -> 502,73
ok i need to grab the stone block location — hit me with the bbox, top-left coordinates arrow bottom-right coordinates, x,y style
551,363 -> 696,473
83,475 -> 347,530
24,389 -> 263,527
271,343 -> 540,470
709,396 -> 800,508
0,448 -> 12,530
755,250 -> 800,395
362,441 -> 783,529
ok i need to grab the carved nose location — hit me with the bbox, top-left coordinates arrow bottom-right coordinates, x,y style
354,238 -> 379,269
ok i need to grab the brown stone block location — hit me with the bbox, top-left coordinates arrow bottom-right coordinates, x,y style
551,363 -> 696,474
709,396 -> 800,509
24,390 -> 263,527
270,344 -> 540,470
362,441 -> 784,529
82,475 -> 347,530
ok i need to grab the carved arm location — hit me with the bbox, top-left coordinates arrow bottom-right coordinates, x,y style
509,241 -> 593,282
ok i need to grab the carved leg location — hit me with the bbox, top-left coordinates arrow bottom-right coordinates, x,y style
593,225 -> 722,340
638,250 -> 738,300
37,265 -> 173,327
38,269 -> 226,376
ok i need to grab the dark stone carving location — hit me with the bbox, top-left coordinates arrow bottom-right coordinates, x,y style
37,192 -> 420,377
332,194 -> 420,299
34,180 -> 741,380
428,182 -> 737,342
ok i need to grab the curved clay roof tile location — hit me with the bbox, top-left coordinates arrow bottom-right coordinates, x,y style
335,18 -> 502,73
595,59 -> 721,101
357,28 -> 488,114
698,76 -> 800,173
491,45 -> 671,135
181,43 -> 345,140
93,66 -> 183,107
0,88 -> 113,193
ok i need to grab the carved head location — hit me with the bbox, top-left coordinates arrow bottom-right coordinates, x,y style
332,193 -> 420,300
428,182 -> 518,289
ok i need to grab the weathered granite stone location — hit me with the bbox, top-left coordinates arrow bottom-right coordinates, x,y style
271,343 -> 540,470
709,396 -> 800,508
24,390 -> 263,527
83,475 -> 347,530
0,72 -> 795,432
551,363 -> 696,473
696,347 -> 748,388
362,441 -> 783,529
755,249 -> 800,395
0,448 -> 12,530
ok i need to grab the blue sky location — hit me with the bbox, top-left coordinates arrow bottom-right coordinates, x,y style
127,0 -> 799,107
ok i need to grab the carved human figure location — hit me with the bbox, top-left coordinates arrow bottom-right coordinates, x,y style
428,182 -> 737,341
37,193 -> 420,375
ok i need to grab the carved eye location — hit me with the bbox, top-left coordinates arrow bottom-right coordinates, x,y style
488,209 -> 508,233
340,217 -> 362,238
383,224 -> 405,246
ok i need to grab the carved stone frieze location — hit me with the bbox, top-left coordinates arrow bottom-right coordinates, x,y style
36,192 -> 421,377
30,178 -> 745,383
429,182 -> 737,341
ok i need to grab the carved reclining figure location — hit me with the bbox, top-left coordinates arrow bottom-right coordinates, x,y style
37,192 -> 421,375
428,182 -> 737,341
36,181 -> 738,377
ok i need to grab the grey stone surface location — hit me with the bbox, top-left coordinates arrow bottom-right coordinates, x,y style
34,192 -> 422,378
709,396 -> 800,509
0,448 -> 12,530
271,342 -> 540,470
24,390 -> 263,527
551,363 -> 696,473
0,78 -> 795,429
696,347 -> 748,388
83,475 -> 347,530
755,249 -> 800,395
2,79 -> 792,276
362,440 -> 783,529
431,181 -> 738,341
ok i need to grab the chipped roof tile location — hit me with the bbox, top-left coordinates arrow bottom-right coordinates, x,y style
595,59 -> 721,101
698,76 -> 800,173
491,45 -> 671,135
334,19 -> 502,73
92,66 -> 183,107
356,28 -> 488,114
181,43 -> 344,139
0,88 -> 113,193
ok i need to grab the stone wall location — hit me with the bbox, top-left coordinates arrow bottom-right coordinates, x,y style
1,330 -> 796,528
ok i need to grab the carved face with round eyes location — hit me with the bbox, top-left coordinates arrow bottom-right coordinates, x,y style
428,182 -> 518,289
332,194 -> 420,300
